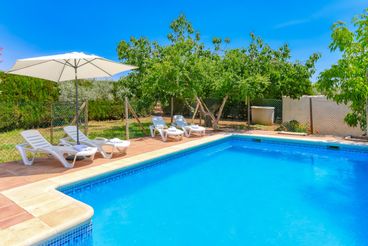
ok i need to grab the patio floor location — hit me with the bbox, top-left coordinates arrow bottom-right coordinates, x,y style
0,130 -> 353,230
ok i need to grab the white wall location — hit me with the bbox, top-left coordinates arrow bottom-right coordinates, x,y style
283,96 -> 363,136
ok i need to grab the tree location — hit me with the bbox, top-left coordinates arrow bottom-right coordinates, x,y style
117,14 -> 207,121
191,38 -> 242,129
0,47 -> 3,91
145,14 -> 205,122
116,37 -> 160,112
116,15 -> 319,129
236,34 -> 319,125
317,9 -> 368,133
240,34 -> 319,101
58,79 -> 114,102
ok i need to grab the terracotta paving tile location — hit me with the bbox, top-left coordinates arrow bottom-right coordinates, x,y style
0,203 -> 28,221
0,211 -> 33,229
0,194 -> 14,208
0,136 -> 210,182
0,178 -> 30,192
0,170 -> 14,178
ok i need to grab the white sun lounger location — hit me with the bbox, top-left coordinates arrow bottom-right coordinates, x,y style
16,130 -> 97,168
149,116 -> 184,141
62,126 -> 130,159
173,115 -> 206,137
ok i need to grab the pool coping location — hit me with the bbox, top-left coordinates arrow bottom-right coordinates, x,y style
1,132 -> 368,245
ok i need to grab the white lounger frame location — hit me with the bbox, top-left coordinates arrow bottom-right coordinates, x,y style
63,126 -> 130,159
149,116 -> 184,141
173,115 -> 206,137
16,130 -> 96,168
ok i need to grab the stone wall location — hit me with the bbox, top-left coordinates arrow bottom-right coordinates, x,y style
282,96 -> 363,136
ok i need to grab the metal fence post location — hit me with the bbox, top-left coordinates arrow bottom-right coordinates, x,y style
125,97 -> 129,140
50,102 -> 54,144
170,97 -> 174,123
84,100 -> 89,136
309,97 -> 314,134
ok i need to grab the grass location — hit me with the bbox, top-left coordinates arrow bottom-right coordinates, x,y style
0,119 -> 151,163
0,117 -> 278,163
88,121 -> 151,139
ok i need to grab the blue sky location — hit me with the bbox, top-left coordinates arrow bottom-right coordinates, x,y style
0,0 -> 367,81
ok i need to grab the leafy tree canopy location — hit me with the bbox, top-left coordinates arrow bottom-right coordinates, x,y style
116,14 -> 319,119
317,9 -> 368,131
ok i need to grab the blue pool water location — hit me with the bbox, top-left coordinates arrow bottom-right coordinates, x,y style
64,136 -> 368,246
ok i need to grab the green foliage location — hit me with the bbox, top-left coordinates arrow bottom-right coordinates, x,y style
0,71 -> 59,103
146,14 -> 207,105
88,100 -> 123,121
116,15 -> 318,124
317,9 -> 368,131
116,14 -> 208,109
0,14 -> 319,132
207,34 -> 318,102
0,72 -> 59,130
276,120 -> 308,133
114,15 -> 319,125
242,34 -> 319,100
116,36 -> 159,110
58,80 -> 114,102
240,75 -> 270,100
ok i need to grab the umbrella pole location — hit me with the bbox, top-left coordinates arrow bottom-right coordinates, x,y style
74,66 -> 80,145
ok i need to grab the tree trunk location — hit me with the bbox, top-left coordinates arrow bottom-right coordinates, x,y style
216,96 -> 228,122
196,97 -> 215,127
170,97 -> 174,123
195,96 -> 228,130
192,102 -> 199,124
214,95 -> 229,129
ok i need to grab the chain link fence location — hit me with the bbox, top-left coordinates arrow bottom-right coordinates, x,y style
162,98 -> 282,123
0,98 -> 282,164
0,101 -> 87,163
0,100 -> 153,163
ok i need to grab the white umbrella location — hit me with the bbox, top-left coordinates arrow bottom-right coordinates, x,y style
8,52 -> 137,144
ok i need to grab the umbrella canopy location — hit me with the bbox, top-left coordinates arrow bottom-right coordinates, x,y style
8,52 -> 137,144
8,52 -> 137,82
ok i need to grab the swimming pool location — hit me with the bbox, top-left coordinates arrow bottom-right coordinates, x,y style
60,135 -> 368,245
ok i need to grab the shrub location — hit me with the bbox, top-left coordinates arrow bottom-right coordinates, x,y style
276,120 -> 309,133
88,100 -> 123,121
